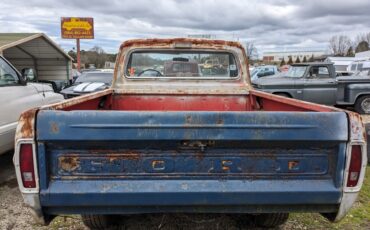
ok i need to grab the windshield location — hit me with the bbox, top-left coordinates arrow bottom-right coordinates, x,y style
284,66 -> 307,78
126,51 -> 238,78
251,69 -> 258,76
75,72 -> 113,84
0,57 -> 18,86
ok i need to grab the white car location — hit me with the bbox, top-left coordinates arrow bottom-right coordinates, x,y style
0,56 -> 64,154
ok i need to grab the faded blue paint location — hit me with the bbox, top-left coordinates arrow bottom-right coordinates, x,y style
50,149 -> 333,179
40,179 -> 341,205
36,111 -> 348,141
36,110 -> 348,215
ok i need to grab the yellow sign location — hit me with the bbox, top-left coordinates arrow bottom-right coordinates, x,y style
61,17 -> 94,39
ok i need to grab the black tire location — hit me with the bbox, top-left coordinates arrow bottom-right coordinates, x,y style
355,95 -> 370,114
254,213 -> 289,228
81,215 -> 111,230
274,93 -> 291,98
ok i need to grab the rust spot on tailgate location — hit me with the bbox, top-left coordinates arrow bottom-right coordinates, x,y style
59,156 -> 80,172
50,122 -> 59,134
348,111 -> 366,141
121,151 -> 141,160
16,108 -> 38,139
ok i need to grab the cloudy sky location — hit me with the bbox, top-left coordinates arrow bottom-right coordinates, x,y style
1,0 -> 369,55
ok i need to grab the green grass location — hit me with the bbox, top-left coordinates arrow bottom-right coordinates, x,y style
285,166 -> 370,230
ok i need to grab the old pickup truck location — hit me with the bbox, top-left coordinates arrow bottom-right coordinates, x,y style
14,39 -> 367,229
253,62 -> 370,114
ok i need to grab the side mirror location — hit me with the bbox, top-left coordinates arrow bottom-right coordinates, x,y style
21,68 -> 35,82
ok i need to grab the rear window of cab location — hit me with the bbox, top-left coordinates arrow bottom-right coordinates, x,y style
125,50 -> 239,79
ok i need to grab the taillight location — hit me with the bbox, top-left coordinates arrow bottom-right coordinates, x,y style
346,145 -> 362,187
19,144 -> 36,188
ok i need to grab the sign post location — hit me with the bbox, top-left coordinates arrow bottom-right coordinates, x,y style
76,38 -> 81,71
61,17 -> 94,71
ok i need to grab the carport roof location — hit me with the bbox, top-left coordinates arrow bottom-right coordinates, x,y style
0,33 -> 72,60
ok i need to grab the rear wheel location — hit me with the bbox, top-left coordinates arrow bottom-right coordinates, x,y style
254,213 -> 289,228
81,215 -> 117,230
355,95 -> 370,114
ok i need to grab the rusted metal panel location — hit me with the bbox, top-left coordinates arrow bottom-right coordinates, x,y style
347,112 -> 366,142
250,89 -> 336,112
15,89 -> 113,140
112,38 -> 251,95
36,110 -> 348,141
15,108 -> 38,139
112,95 -> 249,111
52,150 -> 332,180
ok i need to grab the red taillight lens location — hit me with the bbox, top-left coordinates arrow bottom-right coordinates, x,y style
19,144 -> 36,188
346,145 -> 362,187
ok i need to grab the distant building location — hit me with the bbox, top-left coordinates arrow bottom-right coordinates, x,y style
104,61 -> 115,69
262,50 -> 326,63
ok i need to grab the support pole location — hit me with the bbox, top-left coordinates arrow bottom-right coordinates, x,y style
76,38 -> 81,71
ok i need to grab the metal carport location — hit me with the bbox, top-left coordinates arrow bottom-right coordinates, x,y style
0,33 -> 72,86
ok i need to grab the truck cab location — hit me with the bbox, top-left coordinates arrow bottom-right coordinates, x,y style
254,63 -> 338,105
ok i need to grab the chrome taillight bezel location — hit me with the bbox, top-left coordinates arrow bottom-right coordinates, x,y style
13,139 -> 39,193
343,142 -> 367,192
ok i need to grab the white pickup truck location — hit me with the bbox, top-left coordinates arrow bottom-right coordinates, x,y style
0,56 -> 64,154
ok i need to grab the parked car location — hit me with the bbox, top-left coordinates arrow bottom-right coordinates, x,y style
71,69 -> 81,83
60,70 -> 113,98
250,65 -> 279,83
325,56 -> 365,76
347,60 -> 370,74
0,56 -> 63,155
14,39 -> 367,229
254,62 -> 370,114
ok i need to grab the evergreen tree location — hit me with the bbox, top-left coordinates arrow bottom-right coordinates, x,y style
355,41 -> 370,53
302,56 -> 307,63
280,58 -> 286,66
295,57 -> 301,63
308,54 -> 314,62
346,46 -> 355,57
287,56 -> 293,65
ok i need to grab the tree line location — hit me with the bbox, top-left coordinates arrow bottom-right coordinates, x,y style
329,32 -> 370,57
280,54 -> 315,66
68,46 -> 117,69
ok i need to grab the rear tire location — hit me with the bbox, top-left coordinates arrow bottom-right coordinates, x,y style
81,215 -> 113,230
254,213 -> 289,228
355,95 -> 370,114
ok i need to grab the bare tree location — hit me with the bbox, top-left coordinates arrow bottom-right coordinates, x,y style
90,46 -> 105,54
329,35 -> 352,56
355,32 -> 370,46
245,42 -> 258,60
